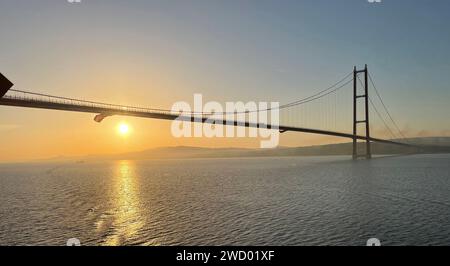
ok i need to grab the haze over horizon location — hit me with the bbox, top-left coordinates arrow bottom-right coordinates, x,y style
1,0 -> 450,161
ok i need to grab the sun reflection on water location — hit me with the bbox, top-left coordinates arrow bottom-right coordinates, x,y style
104,161 -> 144,246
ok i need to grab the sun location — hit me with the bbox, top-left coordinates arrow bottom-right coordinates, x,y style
117,123 -> 130,136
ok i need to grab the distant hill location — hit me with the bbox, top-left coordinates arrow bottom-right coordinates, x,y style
28,137 -> 450,163
81,137 -> 450,161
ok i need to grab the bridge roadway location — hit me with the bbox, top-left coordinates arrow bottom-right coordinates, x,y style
0,95 -> 412,148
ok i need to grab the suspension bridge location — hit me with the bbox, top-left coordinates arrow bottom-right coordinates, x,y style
0,65 -> 413,159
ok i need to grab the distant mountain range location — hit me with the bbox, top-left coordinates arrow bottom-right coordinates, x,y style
73,137 -> 450,161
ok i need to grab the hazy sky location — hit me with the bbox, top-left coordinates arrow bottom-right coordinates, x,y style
1,0 -> 450,161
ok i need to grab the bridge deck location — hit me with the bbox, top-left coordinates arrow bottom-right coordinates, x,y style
0,96 -> 411,147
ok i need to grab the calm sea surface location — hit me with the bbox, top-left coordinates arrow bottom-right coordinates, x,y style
0,154 -> 449,246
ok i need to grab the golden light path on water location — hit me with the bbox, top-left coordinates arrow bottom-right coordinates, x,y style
104,161 -> 145,246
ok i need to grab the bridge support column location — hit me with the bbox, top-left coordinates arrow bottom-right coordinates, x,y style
353,65 -> 372,159
353,67 -> 357,159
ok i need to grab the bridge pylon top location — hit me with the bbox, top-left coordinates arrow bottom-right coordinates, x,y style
0,73 -> 14,98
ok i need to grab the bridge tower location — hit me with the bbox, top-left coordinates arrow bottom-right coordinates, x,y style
353,64 -> 372,159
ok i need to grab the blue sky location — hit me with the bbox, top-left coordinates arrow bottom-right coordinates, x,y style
1,0 -> 450,159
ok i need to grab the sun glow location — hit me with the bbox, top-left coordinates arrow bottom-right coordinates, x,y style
117,123 -> 130,136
